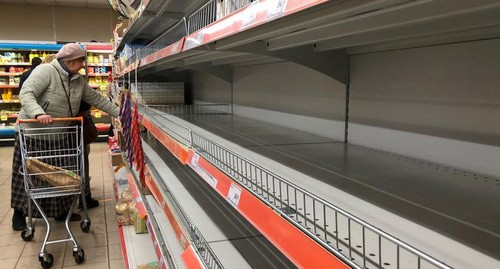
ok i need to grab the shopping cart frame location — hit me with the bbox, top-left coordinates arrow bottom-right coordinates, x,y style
17,117 -> 91,268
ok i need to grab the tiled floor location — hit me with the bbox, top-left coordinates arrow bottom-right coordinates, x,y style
0,142 -> 125,269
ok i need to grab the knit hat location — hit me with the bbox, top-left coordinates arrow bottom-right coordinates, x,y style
56,43 -> 86,61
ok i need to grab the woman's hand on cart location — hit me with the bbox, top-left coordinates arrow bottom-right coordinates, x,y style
18,117 -> 83,124
36,115 -> 53,124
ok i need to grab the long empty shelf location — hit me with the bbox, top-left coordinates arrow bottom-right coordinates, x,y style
140,132 -> 296,268
139,106 -> 500,268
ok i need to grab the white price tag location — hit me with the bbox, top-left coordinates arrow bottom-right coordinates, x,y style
191,153 -> 200,167
227,183 -> 242,208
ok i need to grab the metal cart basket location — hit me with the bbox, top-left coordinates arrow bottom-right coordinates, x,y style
18,117 -> 91,268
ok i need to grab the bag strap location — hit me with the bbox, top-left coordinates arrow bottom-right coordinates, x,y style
52,65 -> 73,117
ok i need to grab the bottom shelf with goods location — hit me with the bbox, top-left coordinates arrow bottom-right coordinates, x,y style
110,158 -> 160,269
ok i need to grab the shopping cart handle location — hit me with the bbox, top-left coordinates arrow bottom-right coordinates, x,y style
18,116 -> 84,124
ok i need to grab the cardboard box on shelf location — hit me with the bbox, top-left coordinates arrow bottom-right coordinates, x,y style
109,151 -> 123,166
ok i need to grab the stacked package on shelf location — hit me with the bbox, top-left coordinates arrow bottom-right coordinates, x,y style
117,91 -> 148,234
115,184 -> 147,233
131,82 -> 184,105
115,187 -> 135,225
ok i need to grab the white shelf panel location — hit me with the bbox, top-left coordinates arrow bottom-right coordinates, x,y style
122,225 -> 158,268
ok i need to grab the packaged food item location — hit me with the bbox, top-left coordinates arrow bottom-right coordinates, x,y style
121,187 -> 134,202
115,200 -> 131,225
133,208 -> 147,234
128,201 -> 136,225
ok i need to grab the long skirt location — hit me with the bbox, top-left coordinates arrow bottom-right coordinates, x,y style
11,135 -> 75,218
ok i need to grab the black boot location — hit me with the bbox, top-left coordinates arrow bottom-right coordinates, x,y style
79,193 -> 99,209
12,209 -> 27,231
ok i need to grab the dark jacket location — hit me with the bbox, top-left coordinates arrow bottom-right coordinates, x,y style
18,68 -> 34,90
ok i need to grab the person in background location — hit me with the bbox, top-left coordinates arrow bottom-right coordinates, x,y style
105,76 -> 115,137
42,54 -> 56,64
11,43 -> 120,231
18,57 -> 42,89
78,100 -> 100,209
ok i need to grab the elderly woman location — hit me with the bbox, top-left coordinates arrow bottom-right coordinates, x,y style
11,43 -> 120,230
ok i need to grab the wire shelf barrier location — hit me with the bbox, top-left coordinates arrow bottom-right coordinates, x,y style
147,104 -> 230,115
143,18 -> 188,57
124,0 -> 257,69
187,0 -> 257,34
218,0 -> 257,19
143,106 -> 192,147
188,0 -> 217,34
141,106 -> 454,269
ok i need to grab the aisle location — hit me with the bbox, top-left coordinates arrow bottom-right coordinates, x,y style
0,142 -> 125,269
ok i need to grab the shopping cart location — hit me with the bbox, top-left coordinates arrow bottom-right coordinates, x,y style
17,117 -> 91,268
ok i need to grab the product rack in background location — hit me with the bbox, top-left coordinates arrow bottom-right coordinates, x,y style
83,43 -> 115,141
0,42 -> 114,143
0,43 -> 63,143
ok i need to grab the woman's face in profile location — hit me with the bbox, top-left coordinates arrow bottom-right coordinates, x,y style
65,58 -> 86,74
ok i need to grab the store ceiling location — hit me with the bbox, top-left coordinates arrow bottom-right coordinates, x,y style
0,0 -> 111,9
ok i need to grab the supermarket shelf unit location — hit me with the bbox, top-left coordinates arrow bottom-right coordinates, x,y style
114,0 -> 500,268
0,42 -> 62,142
139,103 -> 478,269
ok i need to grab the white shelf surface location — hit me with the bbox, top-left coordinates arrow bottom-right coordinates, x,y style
122,225 -> 158,268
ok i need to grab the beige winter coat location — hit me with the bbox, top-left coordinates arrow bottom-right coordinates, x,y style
18,60 -> 119,128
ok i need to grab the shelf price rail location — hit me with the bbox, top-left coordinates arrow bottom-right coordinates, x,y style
139,104 -> 454,269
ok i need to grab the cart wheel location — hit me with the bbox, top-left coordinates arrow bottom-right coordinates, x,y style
80,218 -> 91,233
73,248 -> 85,264
21,228 -> 35,242
40,253 -> 54,269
